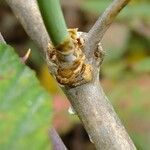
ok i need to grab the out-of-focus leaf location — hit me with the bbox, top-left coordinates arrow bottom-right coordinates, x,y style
81,0 -> 150,20
133,57 -> 150,73
0,44 -> 52,150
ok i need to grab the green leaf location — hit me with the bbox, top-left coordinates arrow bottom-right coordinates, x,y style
0,44 -> 52,150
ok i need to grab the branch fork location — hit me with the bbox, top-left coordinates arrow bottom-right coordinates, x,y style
6,0 -> 136,149
46,29 -> 93,87
94,42 -> 105,68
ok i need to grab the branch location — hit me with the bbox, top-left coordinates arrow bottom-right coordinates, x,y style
63,76 -> 136,150
0,33 -> 6,44
6,0 -> 50,54
50,127 -> 67,150
5,0 -> 136,149
85,0 -> 131,58
37,0 -> 92,87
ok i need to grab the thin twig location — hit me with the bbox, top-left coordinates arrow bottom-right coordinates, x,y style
85,0 -> 131,58
50,128 -> 68,150
0,33 -> 6,43
6,0 -> 50,55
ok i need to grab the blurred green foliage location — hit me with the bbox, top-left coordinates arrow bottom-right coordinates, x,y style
133,57 -> 150,73
81,0 -> 150,20
0,44 -> 52,150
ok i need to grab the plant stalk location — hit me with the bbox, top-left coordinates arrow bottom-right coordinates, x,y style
37,0 -> 69,47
